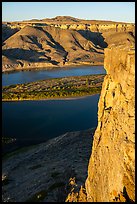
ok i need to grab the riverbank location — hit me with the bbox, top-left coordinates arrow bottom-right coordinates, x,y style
2,128 -> 95,202
2,74 -> 105,101
2,61 -> 104,74
2,94 -> 98,102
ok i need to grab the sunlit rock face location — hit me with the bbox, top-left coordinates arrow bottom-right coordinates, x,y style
51,23 -> 135,33
85,45 -> 135,202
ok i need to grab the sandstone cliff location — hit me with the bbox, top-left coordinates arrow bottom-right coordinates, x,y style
85,45 -> 135,202
49,22 -> 134,33
4,16 -> 134,33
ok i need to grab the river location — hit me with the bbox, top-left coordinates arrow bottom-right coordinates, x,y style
2,65 -> 106,86
2,66 -> 105,154
2,94 -> 100,153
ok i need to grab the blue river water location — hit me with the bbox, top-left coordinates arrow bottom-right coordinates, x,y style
2,66 -> 105,153
2,65 -> 106,86
2,95 -> 99,149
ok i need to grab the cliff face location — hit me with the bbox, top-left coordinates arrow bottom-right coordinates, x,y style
3,21 -> 135,33
53,23 -> 134,33
85,45 -> 135,202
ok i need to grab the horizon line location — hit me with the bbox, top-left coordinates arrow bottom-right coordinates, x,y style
2,15 -> 135,24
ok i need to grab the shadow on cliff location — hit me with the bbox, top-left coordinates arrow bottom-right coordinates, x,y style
77,30 -> 108,49
36,26 -> 68,53
37,26 -> 104,55
2,25 -> 19,43
123,186 -> 134,202
2,48 -> 59,65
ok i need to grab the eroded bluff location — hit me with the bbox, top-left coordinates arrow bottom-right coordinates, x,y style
85,45 -> 135,202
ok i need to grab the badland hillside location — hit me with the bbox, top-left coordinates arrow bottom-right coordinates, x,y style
2,16 -> 135,72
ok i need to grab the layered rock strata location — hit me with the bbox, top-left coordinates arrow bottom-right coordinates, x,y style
51,23 -> 134,33
85,45 -> 135,202
3,21 -> 134,33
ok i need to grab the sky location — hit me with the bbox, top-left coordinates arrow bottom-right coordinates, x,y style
2,2 -> 135,23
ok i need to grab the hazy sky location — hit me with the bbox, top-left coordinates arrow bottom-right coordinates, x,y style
2,2 -> 135,23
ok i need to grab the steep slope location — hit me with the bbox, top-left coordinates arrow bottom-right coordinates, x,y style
85,45 -> 135,202
2,24 -> 20,43
2,25 -> 104,72
2,25 -> 66,71
2,16 -> 135,72
2,129 -> 94,202
2,25 -> 66,62
102,31 -> 135,47
43,26 -> 104,62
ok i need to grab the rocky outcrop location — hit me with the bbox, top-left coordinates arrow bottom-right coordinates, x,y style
4,20 -> 134,33
85,45 -> 135,202
50,23 -> 134,33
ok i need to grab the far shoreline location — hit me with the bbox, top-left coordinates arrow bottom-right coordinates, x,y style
2,62 -> 104,74
2,93 -> 100,102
